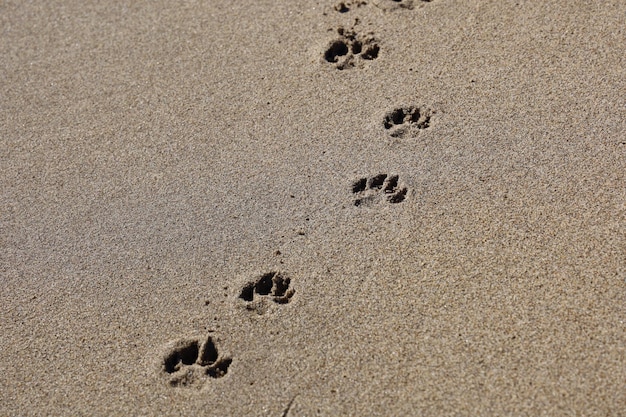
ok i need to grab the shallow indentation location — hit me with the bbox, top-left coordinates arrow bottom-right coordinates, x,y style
324,40 -> 349,63
164,340 -> 199,374
369,174 -> 387,189
352,177 -> 367,193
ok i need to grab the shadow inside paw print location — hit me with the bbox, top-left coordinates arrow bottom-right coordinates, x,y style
352,174 -> 408,206
239,271 -> 295,314
162,335 -> 232,388
383,106 -> 432,137
324,27 -> 380,70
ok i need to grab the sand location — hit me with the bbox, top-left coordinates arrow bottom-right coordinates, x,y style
1,0 -> 625,415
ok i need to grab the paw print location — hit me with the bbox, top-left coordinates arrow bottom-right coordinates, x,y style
239,271 -> 295,315
324,27 -> 380,70
352,174 -> 408,206
161,335 -> 232,388
383,106 -> 432,138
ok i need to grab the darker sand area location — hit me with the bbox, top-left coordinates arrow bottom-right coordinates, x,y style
1,1 -> 625,415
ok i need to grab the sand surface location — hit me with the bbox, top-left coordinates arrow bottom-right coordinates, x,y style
1,1 -> 625,415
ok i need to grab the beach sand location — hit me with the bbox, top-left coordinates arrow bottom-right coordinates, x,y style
1,0 -> 625,415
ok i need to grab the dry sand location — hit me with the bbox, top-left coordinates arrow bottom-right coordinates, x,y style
1,0 -> 625,415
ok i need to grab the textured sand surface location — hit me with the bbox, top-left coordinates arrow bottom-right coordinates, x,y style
1,1 -> 625,415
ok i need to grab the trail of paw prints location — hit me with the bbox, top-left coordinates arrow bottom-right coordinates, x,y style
161,335 -> 232,388
324,27 -> 380,70
383,106 -> 432,137
352,174 -> 408,207
239,271 -> 295,315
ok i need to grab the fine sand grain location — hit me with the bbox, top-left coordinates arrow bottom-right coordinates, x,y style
1,1 -> 625,415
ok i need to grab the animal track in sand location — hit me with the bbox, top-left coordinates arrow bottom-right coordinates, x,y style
161,335 -> 232,388
383,106 -> 432,137
352,174 -> 408,206
239,271 -> 295,315
324,27 -> 380,70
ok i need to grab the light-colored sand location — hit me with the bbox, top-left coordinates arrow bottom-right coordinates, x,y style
1,0 -> 625,415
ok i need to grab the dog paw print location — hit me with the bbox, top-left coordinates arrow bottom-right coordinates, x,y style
239,271 -> 295,315
324,27 -> 380,70
352,174 -> 408,207
373,0 -> 431,11
161,335 -> 232,388
383,106 -> 432,137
